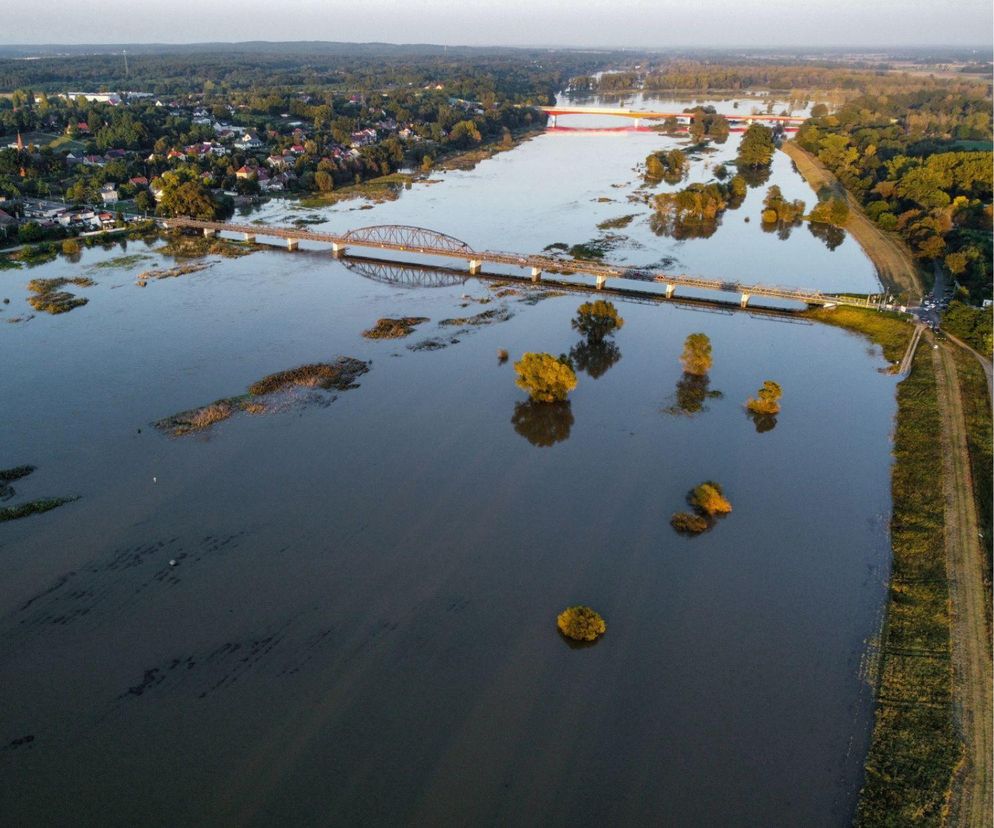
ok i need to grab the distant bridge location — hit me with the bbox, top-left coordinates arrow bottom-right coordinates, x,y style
540,106 -> 807,124
160,217 -> 883,310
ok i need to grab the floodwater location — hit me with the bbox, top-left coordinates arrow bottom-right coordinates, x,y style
1,96 -> 894,826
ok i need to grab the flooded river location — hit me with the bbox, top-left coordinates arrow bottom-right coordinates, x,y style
1,95 -> 893,825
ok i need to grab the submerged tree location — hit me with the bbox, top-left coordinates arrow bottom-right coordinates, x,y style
746,380 -> 783,415
511,400 -> 574,447
644,148 -> 688,184
556,605 -> 606,642
680,333 -> 713,376
736,123 -> 776,169
571,300 -> 624,343
514,352 -> 577,403
689,481 -> 733,516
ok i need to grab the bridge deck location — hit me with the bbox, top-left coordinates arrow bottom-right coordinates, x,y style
161,217 -> 879,309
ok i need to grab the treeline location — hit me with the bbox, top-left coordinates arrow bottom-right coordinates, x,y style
795,89 -> 993,301
0,48 -> 617,100
570,61 -> 992,96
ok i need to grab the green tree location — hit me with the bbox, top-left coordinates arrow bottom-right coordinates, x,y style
680,333 -> 713,375
736,124 -> 775,168
514,352 -> 577,403
689,481 -> 732,516
571,300 -> 624,343
156,171 -> 218,220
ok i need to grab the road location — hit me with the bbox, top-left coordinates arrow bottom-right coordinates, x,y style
932,338 -> 993,828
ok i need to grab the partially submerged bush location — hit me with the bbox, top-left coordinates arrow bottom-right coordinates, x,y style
247,358 -> 369,396
557,606 -> 606,642
670,512 -> 709,534
0,465 -> 37,501
671,481 -> 733,536
689,481 -> 733,516
514,352 -> 577,403
26,277 -> 95,314
362,317 -> 429,339
0,496 -> 79,523
156,357 -> 370,436
746,380 -> 782,415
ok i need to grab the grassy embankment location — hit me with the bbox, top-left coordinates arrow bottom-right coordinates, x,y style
948,346 -> 993,625
782,141 -> 925,300
812,308 -> 958,824
856,341 -> 960,825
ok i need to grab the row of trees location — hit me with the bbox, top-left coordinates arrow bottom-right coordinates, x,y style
795,88 -> 992,301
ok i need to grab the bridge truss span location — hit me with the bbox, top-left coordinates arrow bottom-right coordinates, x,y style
342,225 -> 474,254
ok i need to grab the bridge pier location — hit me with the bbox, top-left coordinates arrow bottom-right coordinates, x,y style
332,242 -> 348,258
468,259 -> 482,275
740,293 -> 751,308
203,228 -> 216,238
530,267 -> 541,283
287,239 -> 299,251
665,283 -> 676,299
242,233 -> 255,243
595,275 -> 607,290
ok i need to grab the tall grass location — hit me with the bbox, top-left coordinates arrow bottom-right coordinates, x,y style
856,347 -> 959,826
805,306 -> 915,365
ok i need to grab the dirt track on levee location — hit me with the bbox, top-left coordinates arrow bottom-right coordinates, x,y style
933,339 -> 993,827
781,142 -> 924,299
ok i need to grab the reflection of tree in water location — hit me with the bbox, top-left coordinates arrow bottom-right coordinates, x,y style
512,400 -> 574,447
747,410 -> 778,433
808,221 -> 846,251
663,372 -> 723,416
649,212 -> 720,240
760,220 -> 798,241
737,164 -> 772,188
570,338 -> 621,379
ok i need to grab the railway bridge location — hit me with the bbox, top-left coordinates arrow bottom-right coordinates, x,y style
160,217 -> 884,310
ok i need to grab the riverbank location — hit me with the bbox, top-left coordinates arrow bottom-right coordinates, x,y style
781,141 -> 924,300
856,337 -> 958,826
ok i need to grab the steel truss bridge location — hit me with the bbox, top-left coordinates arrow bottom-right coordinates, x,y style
160,217 -> 883,310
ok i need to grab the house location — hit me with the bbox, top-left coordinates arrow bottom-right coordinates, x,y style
234,132 -> 264,150
235,165 -> 256,180
129,176 -> 149,186
83,154 -> 107,167
167,149 -> 185,161
349,128 -> 378,148
289,144 -> 306,154
100,184 -> 120,204
266,154 -> 290,169
0,209 -> 18,229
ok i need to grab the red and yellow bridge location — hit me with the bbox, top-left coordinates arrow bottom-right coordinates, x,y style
540,106 -> 807,124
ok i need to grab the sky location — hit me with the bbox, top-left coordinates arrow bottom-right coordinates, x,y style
2,0 -> 992,48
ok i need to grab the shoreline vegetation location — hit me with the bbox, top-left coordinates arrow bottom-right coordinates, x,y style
155,357 -> 369,436
782,141 -> 925,299
846,315 -> 957,825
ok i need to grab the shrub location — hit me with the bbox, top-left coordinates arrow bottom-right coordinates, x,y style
514,352 -> 577,403
556,606 -> 606,641
670,512 -> 709,534
689,481 -> 733,516
746,380 -> 783,415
